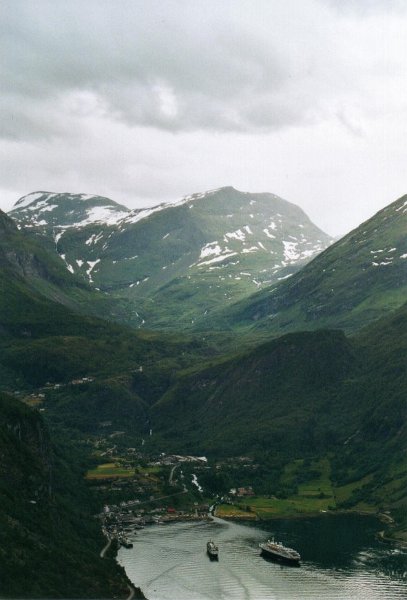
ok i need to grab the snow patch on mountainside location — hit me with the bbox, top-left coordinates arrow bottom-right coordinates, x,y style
224,229 -> 246,241
199,242 -> 222,259
12,192 -> 130,228
122,205 -> 169,226
59,253 -> 75,274
395,200 -> 407,212
282,240 -> 300,261
300,249 -> 317,258
81,206 -> 128,226
24,200 -> 51,212
86,259 -> 100,283
193,243 -> 238,267
180,187 -> 225,204
263,229 -> 276,239
14,192 -> 47,209
120,188 -> 227,228
278,273 -> 293,281
85,232 -> 104,245
197,252 -> 238,267
38,204 -> 58,213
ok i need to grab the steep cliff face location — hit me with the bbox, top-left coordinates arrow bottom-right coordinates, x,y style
0,210 -> 80,288
3,247 -> 58,283
0,393 -> 52,501
0,210 -> 131,342
0,393 -> 129,598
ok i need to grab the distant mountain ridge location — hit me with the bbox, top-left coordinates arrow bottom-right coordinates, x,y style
11,190 -> 130,228
208,194 -> 407,335
9,187 -> 333,329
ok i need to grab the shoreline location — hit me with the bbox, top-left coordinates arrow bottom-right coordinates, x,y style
115,510 -> 406,600
110,506 -> 406,597
128,585 -> 148,600
214,506 -> 407,546
376,529 -> 407,549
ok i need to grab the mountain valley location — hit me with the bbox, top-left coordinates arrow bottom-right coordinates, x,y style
1,188 -> 406,597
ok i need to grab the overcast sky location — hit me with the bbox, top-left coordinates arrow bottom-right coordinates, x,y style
1,0 -> 406,235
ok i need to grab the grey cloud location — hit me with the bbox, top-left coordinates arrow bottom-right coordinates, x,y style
1,0 -> 351,139
323,0 -> 407,14
335,110 -> 365,138
1,0 -> 407,237
0,94 -> 68,140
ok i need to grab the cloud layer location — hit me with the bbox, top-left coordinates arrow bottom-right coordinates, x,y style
1,0 -> 407,234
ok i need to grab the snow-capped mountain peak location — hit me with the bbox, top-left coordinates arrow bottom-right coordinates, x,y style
8,187 -> 334,330
10,192 -> 130,228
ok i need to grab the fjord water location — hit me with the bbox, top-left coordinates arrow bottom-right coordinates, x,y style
118,515 -> 406,600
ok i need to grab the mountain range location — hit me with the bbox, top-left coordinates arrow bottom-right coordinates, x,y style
1,187 -> 406,595
207,194 -> 407,336
9,187 -> 333,329
8,189 -> 406,337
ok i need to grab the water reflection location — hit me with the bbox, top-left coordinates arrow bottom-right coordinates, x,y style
118,514 -> 407,600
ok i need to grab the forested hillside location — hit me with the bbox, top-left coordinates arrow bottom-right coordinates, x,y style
0,392 -> 130,597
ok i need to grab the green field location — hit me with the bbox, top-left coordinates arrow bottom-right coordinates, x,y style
215,504 -> 257,519
137,465 -> 162,475
226,457 -> 377,519
85,462 -> 135,479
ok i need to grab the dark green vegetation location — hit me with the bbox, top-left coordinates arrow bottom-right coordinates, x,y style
0,210 -> 219,388
0,392 -> 129,598
0,211 -> 215,597
151,303 -> 407,535
0,209 -> 132,338
153,305 -> 407,488
209,194 -> 407,336
153,328 -> 358,456
0,209 -> 89,320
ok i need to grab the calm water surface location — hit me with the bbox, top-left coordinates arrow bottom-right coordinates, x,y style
118,514 -> 407,600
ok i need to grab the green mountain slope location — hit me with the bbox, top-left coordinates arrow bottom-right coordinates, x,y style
152,328 -> 356,455
208,194 -> 407,335
0,209 -> 89,310
0,210 -> 218,596
0,392 -> 130,598
0,210 -> 218,428
2,190 -> 406,546
150,302 -> 407,527
9,188 -> 332,330
0,209 -> 133,330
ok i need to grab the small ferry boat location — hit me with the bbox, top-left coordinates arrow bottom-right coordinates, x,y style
259,538 -> 300,564
119,535 -> 133,549
207,540 -> 219,559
